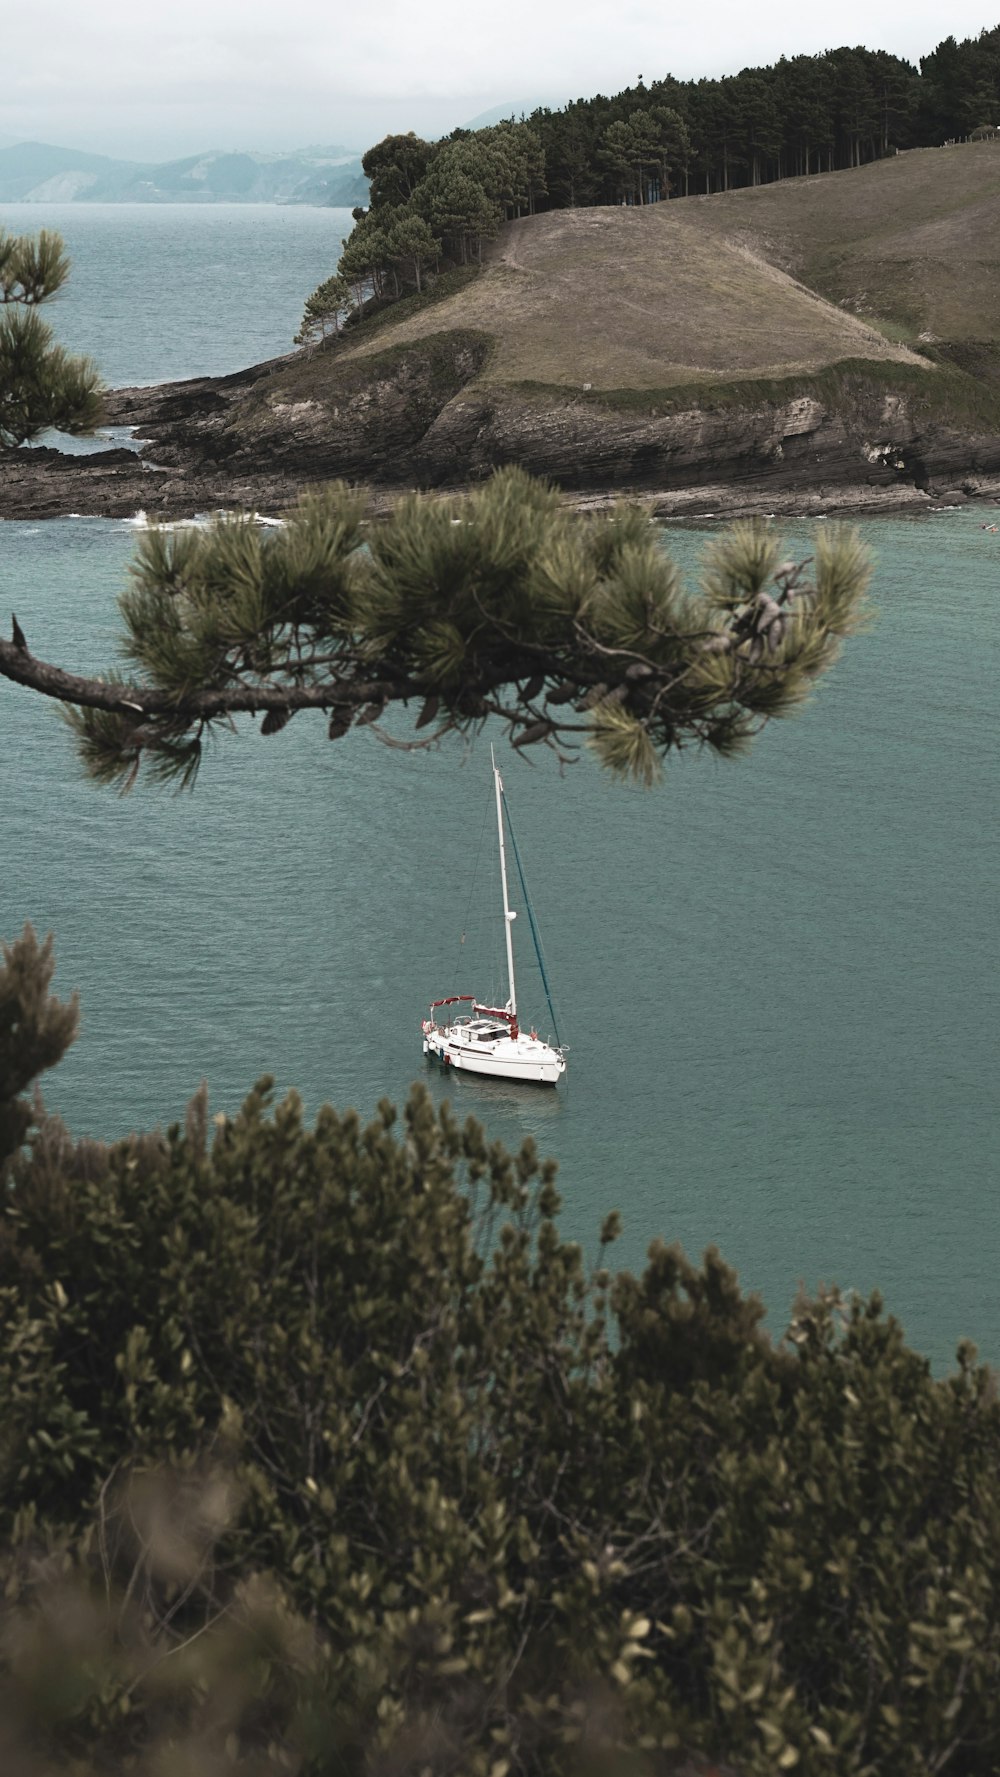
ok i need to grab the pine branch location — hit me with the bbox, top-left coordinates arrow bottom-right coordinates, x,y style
0,474 -> 871,790
0,634 -> 406,720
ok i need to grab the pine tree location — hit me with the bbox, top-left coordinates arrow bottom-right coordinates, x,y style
361,130 -> 436,209
0,925 -> 78,1174
385,210 -> 440,294
0,228 -> 103,446
294,272 -> 352,345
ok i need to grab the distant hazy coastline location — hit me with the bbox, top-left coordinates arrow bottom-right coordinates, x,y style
0,139 -> 368,206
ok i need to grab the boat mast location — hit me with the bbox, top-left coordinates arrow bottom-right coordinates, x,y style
492,746 -> 517,1020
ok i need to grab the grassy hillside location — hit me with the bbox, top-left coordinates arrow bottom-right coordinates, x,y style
681,138 -> 1000,347
313,140 -> 1000,416
335,204 -> 923,393
210,140 -> 1000,501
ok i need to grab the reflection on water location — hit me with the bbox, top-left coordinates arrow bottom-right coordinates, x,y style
420,1056 -> 570,1140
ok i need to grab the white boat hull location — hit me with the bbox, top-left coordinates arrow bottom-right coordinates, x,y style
423,1021 -> 565,1086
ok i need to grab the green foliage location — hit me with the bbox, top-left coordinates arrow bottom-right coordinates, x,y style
599,109 -> 691,204
0,925 -> 78,1174
10,470 -> 870,791
338,211 -> 395,306
320,120 -> 544,323
0,229 -> 103,446
1,939 -> 1000,1773
528,42 -> 919,198
337,20 -> 1000,262
295,273 -> 352,346
416,150 -> 502,267
362,131 -> 436,209
919,25 -> 1000,142
385,210 -> 441,293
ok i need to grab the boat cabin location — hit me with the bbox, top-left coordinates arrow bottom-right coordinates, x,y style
449,1015 -> 509,1044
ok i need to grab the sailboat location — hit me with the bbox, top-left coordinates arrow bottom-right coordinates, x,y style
422,749 -> 567,1086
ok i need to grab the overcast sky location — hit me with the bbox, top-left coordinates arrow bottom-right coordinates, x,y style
6,1 -> 998,162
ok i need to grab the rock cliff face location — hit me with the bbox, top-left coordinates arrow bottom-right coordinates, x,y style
3,335 -> 999,522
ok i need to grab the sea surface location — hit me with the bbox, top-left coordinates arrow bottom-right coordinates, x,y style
1,201 -> 355,388
2,205 -> 998,1372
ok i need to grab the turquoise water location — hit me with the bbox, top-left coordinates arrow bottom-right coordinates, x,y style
3,511 -> 997,1373
1,208 -> 998,1371
1,202 -> 354,386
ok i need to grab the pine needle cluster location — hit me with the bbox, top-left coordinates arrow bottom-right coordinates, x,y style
0,229 -> 102,446
1,468 -> 871,792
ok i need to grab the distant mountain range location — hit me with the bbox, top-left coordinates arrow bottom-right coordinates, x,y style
0,141 -> 369,206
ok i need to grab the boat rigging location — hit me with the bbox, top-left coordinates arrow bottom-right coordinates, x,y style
422,749 -> 567,1086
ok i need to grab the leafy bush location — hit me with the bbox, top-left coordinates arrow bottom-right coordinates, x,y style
2,927 -> 999,1775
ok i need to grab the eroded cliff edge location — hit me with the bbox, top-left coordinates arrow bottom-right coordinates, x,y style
9,161 -> 1000,523
2,327 -> 998,523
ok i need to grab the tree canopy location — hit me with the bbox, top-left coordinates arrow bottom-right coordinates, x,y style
0,470 -> 871,793
0,227 -> 102,447
297,27 -> 999,334
2,927 -> 1000,1776
294,272 -> 352,346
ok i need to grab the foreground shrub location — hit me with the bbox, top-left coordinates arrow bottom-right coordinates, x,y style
1,926 -> 999,1774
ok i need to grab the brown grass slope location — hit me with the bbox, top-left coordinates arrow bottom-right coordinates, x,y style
684,138 -> 1000,349
189,144 -> 1000,506
323,140 -> 1000,401
335,203 -> 924,393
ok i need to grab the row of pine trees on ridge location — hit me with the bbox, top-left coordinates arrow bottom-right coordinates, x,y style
298,23 -> 1000,342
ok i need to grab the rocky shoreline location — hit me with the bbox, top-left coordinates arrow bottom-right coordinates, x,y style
4,346 -> 1000,524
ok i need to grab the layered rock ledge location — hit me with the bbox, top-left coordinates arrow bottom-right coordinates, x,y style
3,340 -> 1000,524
